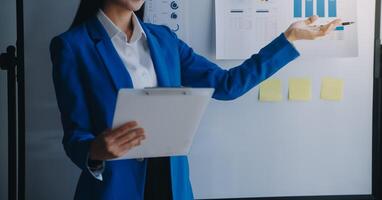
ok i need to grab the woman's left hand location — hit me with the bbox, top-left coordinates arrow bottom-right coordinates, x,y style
284,15 -> 342,42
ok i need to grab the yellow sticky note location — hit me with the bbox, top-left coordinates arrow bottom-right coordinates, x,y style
321,78 -> 344,101
259,79 -> 282,102
289,78 -> 312,101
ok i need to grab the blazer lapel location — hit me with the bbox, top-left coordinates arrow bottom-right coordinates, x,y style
96,40 -> 134,90
86,16 -> 173,89
86,16 -> 133,90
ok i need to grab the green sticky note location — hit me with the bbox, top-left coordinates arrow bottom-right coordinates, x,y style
289,78 -> 312,101
321,78 -> 344,101
259,79 -> 282,102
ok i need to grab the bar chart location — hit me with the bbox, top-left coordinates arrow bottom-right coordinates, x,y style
294,0 -> 337,18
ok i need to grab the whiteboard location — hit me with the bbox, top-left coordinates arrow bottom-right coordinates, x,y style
187,0 -> 374,199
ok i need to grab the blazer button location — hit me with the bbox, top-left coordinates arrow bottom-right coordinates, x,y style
136,158 -> 144,162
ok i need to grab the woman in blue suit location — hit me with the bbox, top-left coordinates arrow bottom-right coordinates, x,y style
50,0 -> 341,199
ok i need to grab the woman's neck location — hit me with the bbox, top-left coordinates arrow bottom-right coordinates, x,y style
102,3 -> 134,40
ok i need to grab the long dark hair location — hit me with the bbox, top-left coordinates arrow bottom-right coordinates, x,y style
70,0 -> 145,29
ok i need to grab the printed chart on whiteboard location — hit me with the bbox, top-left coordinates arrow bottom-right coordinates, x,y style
144,0 -> 189,42
215,0 -> 358,60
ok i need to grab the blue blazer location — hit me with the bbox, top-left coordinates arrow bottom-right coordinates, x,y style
50,15 -> 299,200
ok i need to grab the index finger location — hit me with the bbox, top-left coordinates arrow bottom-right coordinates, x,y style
109,121 -> 139,138
321,19 -> 342,33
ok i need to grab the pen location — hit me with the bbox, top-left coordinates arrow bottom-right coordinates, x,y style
318,22 -> 355,28
341,22 -> 355,26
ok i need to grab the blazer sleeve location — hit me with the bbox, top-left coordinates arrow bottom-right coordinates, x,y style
174,30 -> 300,101
50,36 -> 95,172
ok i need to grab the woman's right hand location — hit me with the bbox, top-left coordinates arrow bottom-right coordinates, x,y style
89,121 -> 146,161
284,15 -> 342,42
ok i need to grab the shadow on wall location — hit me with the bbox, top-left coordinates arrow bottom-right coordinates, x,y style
23,0 -> 83,200
26,130 -> 80,200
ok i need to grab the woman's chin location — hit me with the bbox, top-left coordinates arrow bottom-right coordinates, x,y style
120,0 -> 145,11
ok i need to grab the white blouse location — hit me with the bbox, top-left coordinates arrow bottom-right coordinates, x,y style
97,9 -> 158,89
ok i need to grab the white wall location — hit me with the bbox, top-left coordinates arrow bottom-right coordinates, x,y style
24,0 -> 80,199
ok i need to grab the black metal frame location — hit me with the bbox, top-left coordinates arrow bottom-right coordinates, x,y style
16,0 -> 26,198
372,0 -> 382,198
0,46 -> 17,200
0,0 -> 25,199
206,195 -> 373,200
